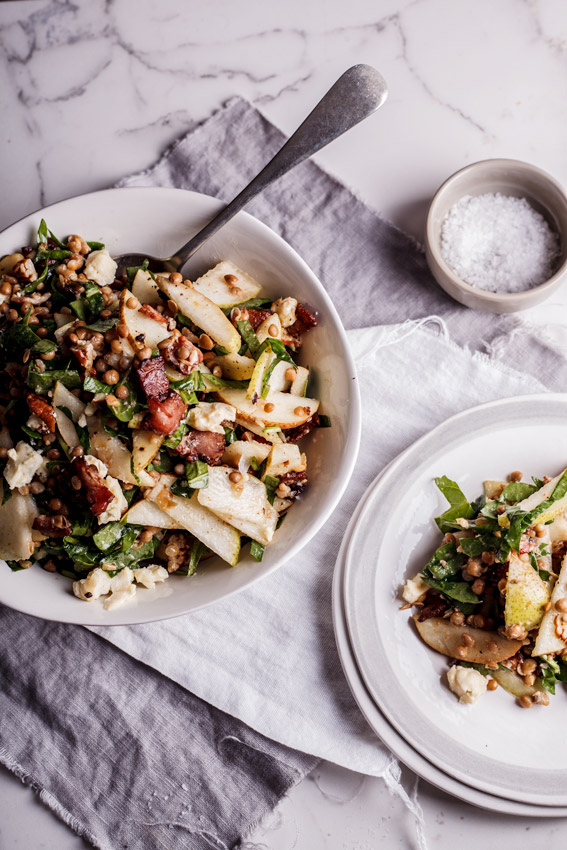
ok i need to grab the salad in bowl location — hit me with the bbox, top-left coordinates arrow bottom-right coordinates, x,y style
402,469 -> 567,708
0,219 -> 328,612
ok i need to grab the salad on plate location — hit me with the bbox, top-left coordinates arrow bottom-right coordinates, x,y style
0,221 -> 328,611
402,469 -> 567,707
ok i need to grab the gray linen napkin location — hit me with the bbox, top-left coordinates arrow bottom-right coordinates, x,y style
0,97 -> 563,850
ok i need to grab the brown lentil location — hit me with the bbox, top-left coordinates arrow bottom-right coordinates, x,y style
126,296 -> 139,310
46,448 -> 61,461
487,679 -> 498,691
106,395 -> 119,408
169,272 -> 182,284
103,369 -> 119,385
199,333 -> 214,350
450,611 -> 465,626
472,578 -> 485,595
462,633 -> 475,647
555,598 -> 567,613
110,339 -> 123,354
268,324 -> 278,337
285,367 -> 296,382
139,529 -> 154,543
509,470 -> 523,482
136,347 -> 152,361
167,299 -> 178,315
71,476 -> 82,490
115,385 -> 129,400
518,695 -> 533,708
71,445 -> 84,458
456,645 -> 468,658
29,481 -> 45,495
117,323 -> 129,338
532,691 -> 550,706
264,402 -> 274,413
49,497 -> 63,511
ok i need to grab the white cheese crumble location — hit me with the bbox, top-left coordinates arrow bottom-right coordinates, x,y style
103,584 -> 136,610
110,566 -> 134,592
4,441 -> 44,489
447,665 -> 487,704
402,572 -> 429,604
133,564 -> 168,589
271,297 -> 297,328
83,249 -> 117,287
83,454 -> 108,478
78,414 -> 87,428
97,475 -> 128,525
187,402 -> 236,434
73,567 -> 112,602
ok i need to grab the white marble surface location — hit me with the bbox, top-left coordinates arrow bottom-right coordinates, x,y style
1,0 -> 567,848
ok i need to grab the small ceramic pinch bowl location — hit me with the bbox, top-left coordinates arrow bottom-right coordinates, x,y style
425,158 -> 567,313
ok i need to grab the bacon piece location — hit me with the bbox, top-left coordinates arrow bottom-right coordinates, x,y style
136,355 -> 170,402
160,329 -> 203,376
26,392 -> 56,432
73,456 -> 114,516
417,594 -> 448,622
246,308 -> 271,330
175,430 -> 225,464
287,303 -> 318,339
283,413 -> 320,443
32,514 -> 72,538
139,303 -> 168,324
144,390 -> 187,436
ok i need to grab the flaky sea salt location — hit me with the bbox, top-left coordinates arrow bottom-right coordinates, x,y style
440,193 -> 560,293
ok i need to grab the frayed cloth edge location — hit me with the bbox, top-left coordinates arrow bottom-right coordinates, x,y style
0,746 -> 105,850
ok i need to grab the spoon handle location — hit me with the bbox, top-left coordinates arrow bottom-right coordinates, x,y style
170,65 -> 388,269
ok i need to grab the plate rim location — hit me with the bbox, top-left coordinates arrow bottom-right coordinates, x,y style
342,393 -> 567,806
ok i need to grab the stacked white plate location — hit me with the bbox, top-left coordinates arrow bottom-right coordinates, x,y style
332,395 -> 567,815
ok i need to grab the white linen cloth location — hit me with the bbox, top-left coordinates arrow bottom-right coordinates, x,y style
91,317 -> 544,778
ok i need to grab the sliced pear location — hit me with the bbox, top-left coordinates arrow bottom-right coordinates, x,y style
264,442 -> 306,479
533,553 -> 567,656
234,416 -> 283,444
216,388 -> 319,429
148,476 -> 240,566
192,260 -> 261,308
197,466 -> 278,546
213,352 -> 256,381
289,365 -> 309,397
414,616 -> 522,664
156,275 -> 241,353
246,348 -> 275,401
491,666 -> 544,697
132,430 -> 163,474
132,269 -> 161,306
267,361 -> 293,393
549,511 -> 567,544
125,498 -> 182,529
0,484 -> 38,561
222,440 -> 271,470
504,550 -> 550,630
88,417 -> 153,486
53,381 -> 86,449
119,289 -> 171,350
256,312 -> 282,345
517,469 -> 567,523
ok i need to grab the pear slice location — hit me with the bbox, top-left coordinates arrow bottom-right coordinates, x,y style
132,430 -> 163,474
484,480 -> 506,500
119,289 -> 170,350
197,466 -> 278,545
0,484 -> 38,561
156,275 -> 241,352
517,469 -> 567,524
234,416 -> 283,444
125,498 -> 182,529
88,417 -> 153,486
222,440 -> 271,469
246,348 -> 275,401
256,312 -> 282,345
264,442 -> 306,479
215,388 -> 319,429
192,260 -> 261,308
289,365 -> 309,397
504,550 -> 550,630
533,553 -> 567,656
414,616 -> 522,664
53,380 -> 86,449
212,352 -> 256,381
131,269 -> 162,306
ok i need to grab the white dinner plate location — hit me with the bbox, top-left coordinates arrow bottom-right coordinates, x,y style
342,395 -> 567,807
0,188 -> 360,625
332,459 -> 567,817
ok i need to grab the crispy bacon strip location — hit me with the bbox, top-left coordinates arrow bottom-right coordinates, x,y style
175,430 -> 225,464
246,308 -> 271,330
144,390 -> 187,436
278,469 -> 307,497
73,456 -> 114,516
32,514 -> 72,538
26,392 -> 56,432
136,355 -> 170,402
139,303 -> 168,324
283,413 -> 320,443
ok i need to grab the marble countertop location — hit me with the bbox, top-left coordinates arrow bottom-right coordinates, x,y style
1,0 -> 567,848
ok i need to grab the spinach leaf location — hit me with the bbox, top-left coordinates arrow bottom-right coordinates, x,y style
83,375 -> 112,394
62,536 -> 102,571
422,576 -> 481,607
501,481 -> 538,503
70,300 -> 89,321
126,259 -> 154,285
235,320 -> 261,357
92,521 -> 126,552
84,281 -> 104,316
434,476 -> 475,533
150,451 -> 173,473
223,426 -> 237,444
162,421 -> 188,449
87,240 -> 105,251
264,474 -> 279,506
201,373 -> 248,390
423,541 -> 465,579
6,559 -> 24,571
178,539 -> 207,576
86,316 -> 119,333
186,460 -> 208,489
539,655 -> 567,695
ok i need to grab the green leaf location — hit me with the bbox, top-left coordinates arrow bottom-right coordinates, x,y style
32,338 -> 56,355
169,372 -> 204,394
264,474 -> 279,505
235,320 -> 261,357
201,373 -> 249,390
92,521 -> 126,552
83,375 -> 112,394
459,535 -> 499,558
223,427 -> 237,444
7,559 -> 25,572
250,540 -> 265,561
37,219 -> 66,250
62,536 -> 103,571
501,481 -> 538,502
0,322 -> 41,362
87,240 -> 105,251
2,487 -> 12,505
70,299 -> 89,321
186,460 -> 208,489
21,424 -> 43,441
422,576 -> 482,606
28,366 -> 80,393
150,451 -> 173,474
85,316 -> 119,333
126,259 -> 154,285
318,414 -> 332,428
423,541 -> 465,579
84,281 -> 104,316
434,476 -> 475,533
178,539 -> 207,576
539,655 -> 567,695
162,421 -> 188,449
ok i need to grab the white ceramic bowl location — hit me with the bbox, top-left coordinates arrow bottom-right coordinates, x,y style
0,187 -> 361,625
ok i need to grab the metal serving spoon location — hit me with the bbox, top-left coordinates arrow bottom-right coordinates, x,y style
114,64 -> 388,278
